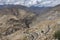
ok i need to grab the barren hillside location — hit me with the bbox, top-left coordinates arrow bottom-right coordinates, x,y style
0,5 -> 60,40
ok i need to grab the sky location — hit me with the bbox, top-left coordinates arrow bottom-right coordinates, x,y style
0,0 -> 60,7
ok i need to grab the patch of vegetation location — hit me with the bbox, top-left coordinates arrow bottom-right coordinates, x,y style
54,30 -> 60,40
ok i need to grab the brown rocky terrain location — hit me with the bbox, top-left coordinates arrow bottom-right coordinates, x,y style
0,5 -> 60,40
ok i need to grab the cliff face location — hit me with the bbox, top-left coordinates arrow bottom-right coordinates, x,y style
0,5 -> 60,40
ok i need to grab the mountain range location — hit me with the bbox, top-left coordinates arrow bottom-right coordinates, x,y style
0,2 -> 60,40
0,0 -> 60,7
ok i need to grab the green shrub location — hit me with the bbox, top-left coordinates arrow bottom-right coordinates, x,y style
54,30 -> 60,40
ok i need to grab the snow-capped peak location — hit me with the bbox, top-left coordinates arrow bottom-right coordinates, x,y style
0,0 -> 60,7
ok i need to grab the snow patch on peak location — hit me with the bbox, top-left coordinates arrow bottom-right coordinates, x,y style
0,0 -> 60,7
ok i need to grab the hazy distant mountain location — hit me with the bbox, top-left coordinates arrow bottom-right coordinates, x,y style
29,6 -> 52,14
37,4 -> 60,20
0,5 -> 52,15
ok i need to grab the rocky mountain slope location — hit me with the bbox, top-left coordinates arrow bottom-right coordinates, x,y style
30,4 -> 60,40
0,5 -> 37,40
0,5 -> 60,40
